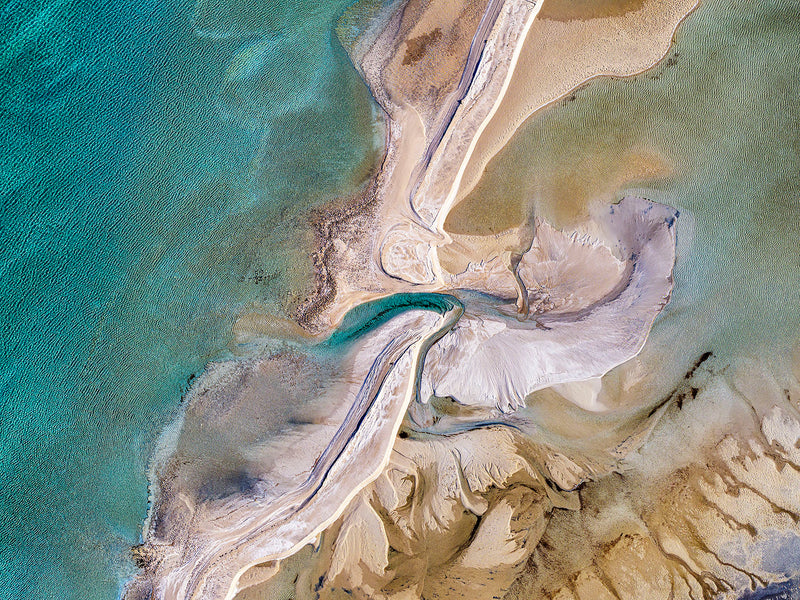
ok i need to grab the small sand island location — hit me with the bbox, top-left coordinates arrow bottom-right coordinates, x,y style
125,0 -> 800,599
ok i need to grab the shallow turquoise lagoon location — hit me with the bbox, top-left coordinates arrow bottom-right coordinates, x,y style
0,0 -> 380,596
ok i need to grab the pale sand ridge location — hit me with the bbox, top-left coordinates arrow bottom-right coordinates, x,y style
453,0 -> 700,222
123,1 -> 708,598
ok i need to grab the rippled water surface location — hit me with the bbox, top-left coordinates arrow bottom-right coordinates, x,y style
0,0 -> 381,596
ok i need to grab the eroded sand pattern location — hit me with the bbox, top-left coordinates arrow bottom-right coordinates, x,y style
124,0 -> 800,598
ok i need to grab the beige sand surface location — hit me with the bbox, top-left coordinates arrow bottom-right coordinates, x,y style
450,0 -> 698,229
126,305 -> 461,600
125,1 -> 715,598
305,0 -> 543,331
246,350 -> 800,600
307,0 -> 698,333
354,0 -> 484,130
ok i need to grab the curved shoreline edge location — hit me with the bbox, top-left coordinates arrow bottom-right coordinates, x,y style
297,0 -> 701,333
123,0 -> 772,598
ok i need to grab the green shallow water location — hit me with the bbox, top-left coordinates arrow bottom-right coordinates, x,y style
3,0 -> 799,597
324,293 -> 457,348
462,0 -> 800,365
0,0 -> 381,596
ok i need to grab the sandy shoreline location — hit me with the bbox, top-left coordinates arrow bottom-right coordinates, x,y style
125,1 -> 708,598
454,0 -> 701,218
295,0 -> 543,332
299,0 -> 699,335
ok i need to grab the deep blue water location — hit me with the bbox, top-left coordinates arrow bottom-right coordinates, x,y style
0,0 -> 380,596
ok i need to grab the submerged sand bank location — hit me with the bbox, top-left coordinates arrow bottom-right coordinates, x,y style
299,0 -> 698,333
123,0 -> 800,598
453,0 -> 700,228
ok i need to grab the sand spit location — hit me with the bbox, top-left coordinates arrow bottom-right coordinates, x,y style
453,0 -> 700,221
124,0 -> 721,598
125,302 -> 462,600
302,0 -> 698,332
126,192 -> 679,600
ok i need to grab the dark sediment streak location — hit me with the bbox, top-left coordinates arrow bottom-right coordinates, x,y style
407,0 -> 506,205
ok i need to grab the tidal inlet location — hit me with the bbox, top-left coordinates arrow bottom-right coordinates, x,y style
3,0 -> 799,598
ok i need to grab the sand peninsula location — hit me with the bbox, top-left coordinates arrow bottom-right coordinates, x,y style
124,1 -> 800,599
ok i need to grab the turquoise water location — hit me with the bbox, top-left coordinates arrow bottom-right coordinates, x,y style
324,293 -> 457,348
0,0 -> 380,596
